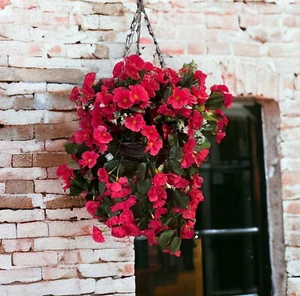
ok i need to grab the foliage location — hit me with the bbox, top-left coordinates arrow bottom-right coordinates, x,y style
57,54 -> 233,256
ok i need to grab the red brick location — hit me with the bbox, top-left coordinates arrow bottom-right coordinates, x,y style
34,122 -> 78,141
33,153 -> 71,167
45,195 -> 85,209
0,125 -> 34,140
93,3 -> 125,15
5,180 -> 34,194
12,154 -> 32,167
282,172 -> 300,187
0,196 -> 33,209
285,201 -> 300,215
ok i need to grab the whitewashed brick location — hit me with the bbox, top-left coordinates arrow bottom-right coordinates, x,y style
0,223 -> 16,239
46,208 -> 91,220
0,209 -> 44,223
0,267 -> 42,284
0,153 -> 11,167
79,262 -> 134,277
75,234 -> 133,250
34,237 -> 76,251
80,15 -> 100,30
0,279 -> 95,296
58,249 -> 95,264
45,139 -> 68,152
46,83 -> 74,92
1,238 -> 34,252
13,251 -> 58,266
48,220 -> 92,237
0,140 -> 44,154
288,278 -> 300,296
287,260 -> 300,276
0,109 -> 77,125
0,182 -> 5,193
35,179 -> 66,194
42,266 -> 77,280
0,254 -> 12,269
95,277 -> 135,294
5,82 -> 46,96
94,248 -> 134,262
17,221 -> 48,238
0,167 -> 46,180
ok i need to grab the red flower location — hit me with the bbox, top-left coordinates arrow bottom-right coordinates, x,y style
85,201 -> 100,218
79,151 -> 99,168
113,87 -> 133,109
56,164 -> 73,190
80,72 -> 96,103
69,86 -> 80,102
210,84 -> 233,108
167,174 -> 189,189
94,126 -> 113,144
124,114 -> 146,132
194,148 -> 209,167
148,185 -> 167,203
194,70 -> 207,86
110,195 -> 136,212
124,54 -> 144,80
145,138 -> 163,156
157,102 -> 175,117
152,173 -> 168,186
188,110 -> 203,133
106,177 -> 131,198
141,125 -> 159,140
167,87 -> 190,109
92,225 -> 105,243
129,84 -> 150,107
97,168 -> 109,183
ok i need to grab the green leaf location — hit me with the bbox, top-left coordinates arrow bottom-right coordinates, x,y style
205,92 -> 224,110
104,159 -> 119,172
64,143 -> 78,154
69,184 -> 84,196
159,230 -> 174,250
160,215 -> 176,227
136,178 -> 151,195
137,162 -> 147,181
168,132 -> 179,147
173,189 -> 190,209
163,87 -> 172,101
165,159 -> 184,175
98,181 -> 106,195
187,165 -> 199,176
168,146 -> 182,161
170,236 -> 182,253
197,137 -> 211,150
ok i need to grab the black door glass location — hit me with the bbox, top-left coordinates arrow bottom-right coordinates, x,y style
135,104 -> 271,296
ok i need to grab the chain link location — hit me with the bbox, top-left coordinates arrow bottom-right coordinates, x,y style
123,0 -> 166,68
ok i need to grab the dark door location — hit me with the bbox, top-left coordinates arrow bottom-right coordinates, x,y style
135,103 -> 271,296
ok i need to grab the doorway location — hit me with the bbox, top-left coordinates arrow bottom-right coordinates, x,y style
135,103 -> 272,296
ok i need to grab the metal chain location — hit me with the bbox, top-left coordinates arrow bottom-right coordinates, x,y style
123,0 -> 166,68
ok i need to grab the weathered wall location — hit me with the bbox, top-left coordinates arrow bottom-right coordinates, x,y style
0,0 -> 299,295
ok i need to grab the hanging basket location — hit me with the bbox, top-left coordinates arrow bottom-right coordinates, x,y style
57,0 -> 233,256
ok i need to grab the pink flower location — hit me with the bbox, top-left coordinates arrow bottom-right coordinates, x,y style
145,138 -> 163,156
152,173 -> 168,186
113,87 -> 133,109
56,164 -> 73,190
85,201 -> 100,218
141,125 -> 159,140
97,168 -> 109,183
210,84 -> 233,108
124,114 -> 146,132
167,87 -> 190,109
79,151 -> 99,168
94,126 -> 113,144
92,226 -> 105,243
129,84 -> 150,107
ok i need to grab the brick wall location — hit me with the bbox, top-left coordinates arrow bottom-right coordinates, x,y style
0,0 -> 299,295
